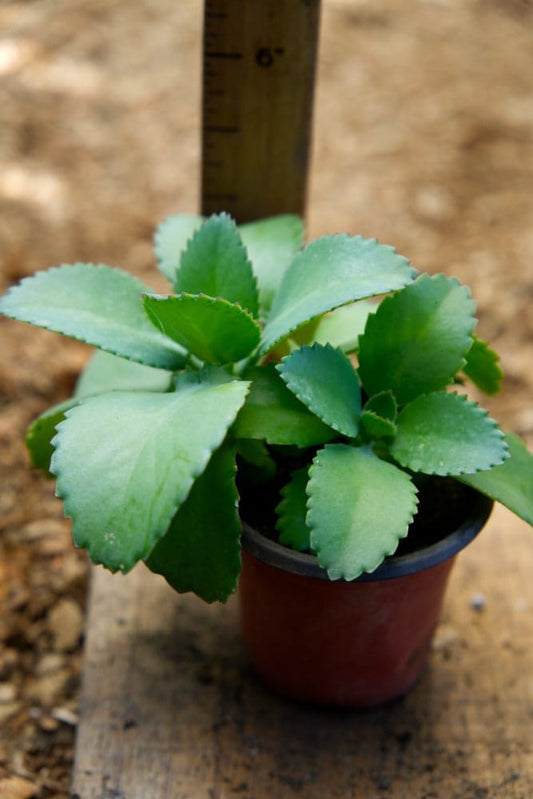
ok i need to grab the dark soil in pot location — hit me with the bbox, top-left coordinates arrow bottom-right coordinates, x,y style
238,466 -> 477,559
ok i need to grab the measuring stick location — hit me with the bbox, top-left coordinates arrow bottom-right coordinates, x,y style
201,0 -> 321,223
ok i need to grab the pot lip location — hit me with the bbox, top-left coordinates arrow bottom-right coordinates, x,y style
240,489 -> 494,582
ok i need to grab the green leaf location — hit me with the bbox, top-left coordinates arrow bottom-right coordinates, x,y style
26,352 -> 173,479
276,467 -> 312,552
294,300 -> 378,353
239,215 -> 304,315
360,391 -> 398,440
143,293 -> 261,365
26,399 -> 77,477
75,350 -> 172,398
175,213 -> 259,317
261,235 -> 416,354
0,264 -> 186,370
307,445 -> 418,579
233,364 -> 336,446
146,443 -> 241,603
391,392 -> 508,476
277,344 -> 361,438
51,380 -> 249,572
358,274 -> 477,404
154,214 -> 204,283
462,337 -> 503,396
364,391 -> 397,421
460,432 -> 533,525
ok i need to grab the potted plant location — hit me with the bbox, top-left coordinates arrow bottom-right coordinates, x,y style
1,212 -> 531,707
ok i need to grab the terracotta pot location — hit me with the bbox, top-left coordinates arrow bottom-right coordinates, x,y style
239,490 -> 493,708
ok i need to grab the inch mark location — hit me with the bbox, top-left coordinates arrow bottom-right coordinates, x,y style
205,51 -> 244,60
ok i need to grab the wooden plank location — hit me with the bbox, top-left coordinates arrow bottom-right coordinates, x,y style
201,0 -> 321,222
72,505 -> 533,798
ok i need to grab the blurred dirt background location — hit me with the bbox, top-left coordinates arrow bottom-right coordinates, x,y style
0,0 -> 532,796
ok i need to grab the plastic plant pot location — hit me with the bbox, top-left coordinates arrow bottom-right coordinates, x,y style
239,490 -> 493,709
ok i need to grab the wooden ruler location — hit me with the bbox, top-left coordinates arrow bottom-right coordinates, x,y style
201,0 -> 321,223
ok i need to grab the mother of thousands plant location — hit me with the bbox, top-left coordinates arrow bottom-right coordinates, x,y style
1,213 -> 532,601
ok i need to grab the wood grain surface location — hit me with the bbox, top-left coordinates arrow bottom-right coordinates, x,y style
201,0 -> 320,222
72,505 -> 533,798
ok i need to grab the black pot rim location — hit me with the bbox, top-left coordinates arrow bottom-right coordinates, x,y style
240,488 -> 494,582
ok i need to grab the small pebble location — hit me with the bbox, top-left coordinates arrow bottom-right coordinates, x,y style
0,683 -> 17,704
52,706 -> 79,727
432,627 -> 459,651
47,598 -> 84,652
470,592 -> 487,612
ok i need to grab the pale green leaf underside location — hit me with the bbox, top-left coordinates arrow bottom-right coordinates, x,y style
276,467 -> 312,551
261,235 -> 416,354
146,443 -> 241,603
462,337 -> 503,396
155,214 -> 204,283
307,445 -> 418,579
277,344 -> 361,438
358,274 -> 477,404
75,350 -> 172,398
295,300 -> 378,353
51,381 -> 249,572
233,365 -> 335,447
175,213 -> 259,318
460,432 -> 533,524
239,215 -> 304,315
0,264 -> 186,370
391,392 -> 507,476
143,293 -> 261,365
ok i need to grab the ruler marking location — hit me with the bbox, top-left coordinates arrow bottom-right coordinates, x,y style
205,51 -> 243,60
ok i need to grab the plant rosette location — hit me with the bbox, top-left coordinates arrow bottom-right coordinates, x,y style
1,213 -> 532,706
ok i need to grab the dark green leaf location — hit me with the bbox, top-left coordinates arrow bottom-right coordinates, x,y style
462,337 -> 503,396
358,274 -> 477,404
460,432 -> 533,524
391,392 -> 508,475
146,443 -> 241,603
51,380 -> 249,572
360,411 -> 396,440
143,293 -> 261,365
236,439 -> 277,483
276,467 -> 312,551
277,344 -> 361,438
307,445 -> 418,579
154,214 -> 204,283
26,399 -> 77,477
360,390 -> 398,439
364,391 -> 397,421
0,264 -> 186,369
175,213 -> 259,317
261,235 -> 417,354
233,364 -> 335,446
